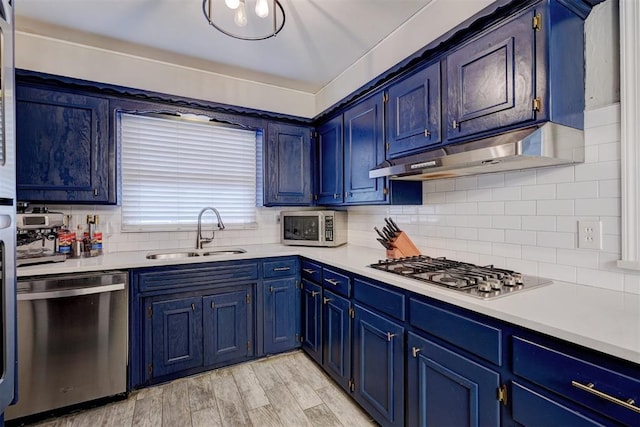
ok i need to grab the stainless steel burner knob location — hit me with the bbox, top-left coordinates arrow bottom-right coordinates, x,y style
512,272 -> 524,284
502,276 -> 516,287
487,278 -> 502,290
477,280 -> 493,292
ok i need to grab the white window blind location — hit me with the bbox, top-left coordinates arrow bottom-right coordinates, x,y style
120,113 -> 257,231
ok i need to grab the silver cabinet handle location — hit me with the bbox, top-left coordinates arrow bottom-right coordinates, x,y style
17,283 -> 126,301
412,347 -> 421,358
386,332 -> 397,342
302,268 -> 316,274
452,120 -> 459,129
323,297 -> 332,304
571,381 -> 640,413
273,266 -> 290,272
311,291 -> 319,297
324,278 -> 339,286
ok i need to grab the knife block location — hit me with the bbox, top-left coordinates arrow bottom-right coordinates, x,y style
386,231 -> 421,259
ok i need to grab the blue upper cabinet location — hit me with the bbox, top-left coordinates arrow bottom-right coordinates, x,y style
316,100 -> 422,207
386,62 -> 441,158
344,94 -> 386,204
316,115 -> 344,205
264,122 -> 314,206
16,85 -> 114,203
446,10 -> 536,141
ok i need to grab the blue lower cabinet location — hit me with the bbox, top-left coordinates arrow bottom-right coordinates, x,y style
151,296 -> 203,379
407,332 -> 500,427
322,289 -> 351,390
511,382 -> 605,427
353,304 -> 404,427
203,289 -> 251,366
302,279 -> 323,364
264,277 -> 300,353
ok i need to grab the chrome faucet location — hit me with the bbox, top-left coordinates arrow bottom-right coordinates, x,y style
196,207 -> 225,249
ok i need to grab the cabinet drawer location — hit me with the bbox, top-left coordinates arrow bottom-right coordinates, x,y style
263,258 -> 298,278
137,262 -> 259,292
409,298 -> 501,365
301,260 -> 322,283
322,268 -> 350,297
512,382 -> 605,427
353,278 -> 404,321
512,337 -> 640,426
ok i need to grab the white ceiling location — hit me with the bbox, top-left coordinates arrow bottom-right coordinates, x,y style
15,0 -> 435,93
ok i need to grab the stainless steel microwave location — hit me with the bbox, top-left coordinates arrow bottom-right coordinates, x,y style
281,210 -> 347,247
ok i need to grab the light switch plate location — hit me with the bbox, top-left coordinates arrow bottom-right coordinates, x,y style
578,220 -> 602,250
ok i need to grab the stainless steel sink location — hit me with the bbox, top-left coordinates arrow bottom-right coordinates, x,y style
146,248 -> 246,260
201,249 -> 247,256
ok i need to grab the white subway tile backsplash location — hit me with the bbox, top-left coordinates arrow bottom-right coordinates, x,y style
575,160 -> 620,182
536,166 -> 574,184
467,240 -> 493,255
599,179 -> 621,198
504,170 -> 537,186
536,231 -> 575,249
584,123 -> 620,145
505,201 -> 536,215
623,274 -> 640,294
455,202 -> 478,215
539,263 -> 577,283
478,228 -> 504,243
466,189 -> 493,202
455,176 -> 478,190
521,184 -> 556,200
456,227 -> 478,241
466,215 -> 492,228
536,200 -> 574,216
598,142 -> 620,161
556,181 -> 599,199
435,179 -> 455,192
575,198 -> 620,216
491,186 -> 521,201
505,230 -> 537,245
522,245 -> 557,263
491,216 -> 521,230
478,201 -> 504,215
584,103 -> 619,128
556,248 -> 599,268
493,243 -> 521,258
576,268 -> 624,292
445,191 -> 467,203
521,216 -> 556,231
478,173 -> 505,189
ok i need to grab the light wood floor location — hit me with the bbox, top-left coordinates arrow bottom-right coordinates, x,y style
31,351 -> 376,427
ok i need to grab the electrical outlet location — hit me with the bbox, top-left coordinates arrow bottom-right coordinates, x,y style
578,220 -> 602,250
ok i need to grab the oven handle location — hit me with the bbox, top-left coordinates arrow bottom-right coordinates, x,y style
17,283 -> 126,301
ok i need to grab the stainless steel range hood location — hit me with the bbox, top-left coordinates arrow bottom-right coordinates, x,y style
370,123 -> 584,181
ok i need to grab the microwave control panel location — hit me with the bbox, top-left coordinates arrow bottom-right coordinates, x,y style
324,216 -> 334,241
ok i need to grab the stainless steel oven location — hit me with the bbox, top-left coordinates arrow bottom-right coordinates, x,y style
0,0 -> 16,416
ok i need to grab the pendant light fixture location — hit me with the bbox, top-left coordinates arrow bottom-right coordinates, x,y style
203,0 -> 285,41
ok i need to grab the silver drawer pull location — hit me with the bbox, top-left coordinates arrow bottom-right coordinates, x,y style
273,267 -> 291,272
311,291 -> 319,297
323,297 -> 332,304
324,278 -> 340,286
571,381 -> 640,413
302,268 -> 316,274
386,332 -> 397,342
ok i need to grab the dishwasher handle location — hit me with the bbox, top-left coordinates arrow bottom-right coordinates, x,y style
17,283 -> 126,301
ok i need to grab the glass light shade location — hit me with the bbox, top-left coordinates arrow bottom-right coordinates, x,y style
255,0 -> 269,18
234,1 -> 248,26
225,0 -> 240,9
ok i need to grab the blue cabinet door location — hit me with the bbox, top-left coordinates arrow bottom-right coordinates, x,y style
151,296 -> 203,379
317,116 -> 344,205
302,279 -> 323,364
446,10 -> 536,141
407,332 -> 500,427
15,85 -> 113,203
344,94 -> 386,204
203,289 -> 250,366
264,122 -> 313,206
264,277 -> 300,353
386,62 -> 441,158
322,289 -> 351,391
353,304 -> 404,427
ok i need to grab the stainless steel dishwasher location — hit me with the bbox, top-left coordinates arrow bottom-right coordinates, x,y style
5,271 -> 128,421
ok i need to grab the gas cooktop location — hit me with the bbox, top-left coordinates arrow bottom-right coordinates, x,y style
369,255 -> 551,299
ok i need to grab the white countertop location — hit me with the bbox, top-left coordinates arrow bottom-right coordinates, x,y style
17,243 -> 640,365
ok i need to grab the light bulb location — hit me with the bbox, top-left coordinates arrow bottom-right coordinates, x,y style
234,0 -> 247,27
255,0 -> 269,18
225,0 -> 240,9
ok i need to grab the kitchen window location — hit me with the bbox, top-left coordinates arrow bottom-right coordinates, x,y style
119,113 -> 259,231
